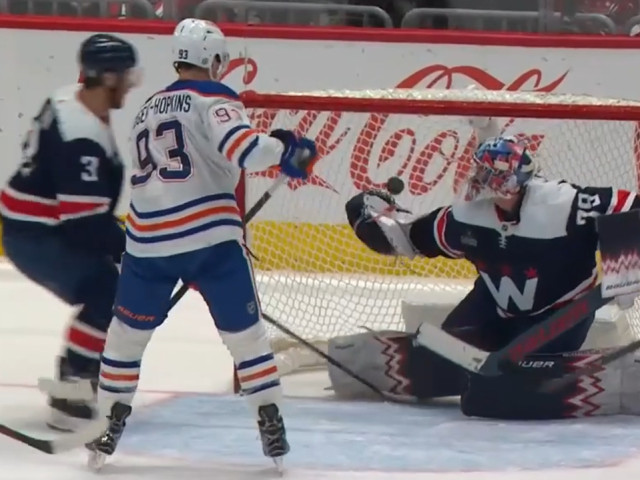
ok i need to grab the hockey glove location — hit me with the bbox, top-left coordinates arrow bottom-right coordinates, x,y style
270,129 -> 317,180
345,190 -> 417,258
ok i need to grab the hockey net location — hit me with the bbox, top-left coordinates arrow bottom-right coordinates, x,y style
240,88 -> 640,377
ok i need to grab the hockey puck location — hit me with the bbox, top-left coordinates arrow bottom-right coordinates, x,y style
386,176 -> 405,195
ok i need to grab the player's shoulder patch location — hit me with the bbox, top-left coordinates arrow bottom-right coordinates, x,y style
163,79 -> 240,100
51,84 -> 116,157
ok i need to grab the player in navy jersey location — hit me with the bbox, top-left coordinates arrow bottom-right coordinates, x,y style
0,34 -> 138,431
341,135 -> 640,420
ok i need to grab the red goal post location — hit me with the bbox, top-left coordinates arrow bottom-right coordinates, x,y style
235,88 -> 640,383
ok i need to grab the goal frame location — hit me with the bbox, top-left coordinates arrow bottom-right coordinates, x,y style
234,88 -> 640,393
241,90 -> 640,120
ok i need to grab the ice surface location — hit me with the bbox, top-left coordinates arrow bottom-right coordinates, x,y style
2,261 -> 640,479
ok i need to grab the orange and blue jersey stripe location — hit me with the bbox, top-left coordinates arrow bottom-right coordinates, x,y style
217,125 -> 261,168
126,192 -> 243,245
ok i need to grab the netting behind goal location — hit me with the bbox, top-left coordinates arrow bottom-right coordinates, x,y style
241,88 -> 640,375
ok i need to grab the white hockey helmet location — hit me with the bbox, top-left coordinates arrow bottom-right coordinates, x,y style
172,18 -> 230,80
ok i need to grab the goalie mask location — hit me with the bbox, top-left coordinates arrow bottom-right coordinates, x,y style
463,136 -> 537,202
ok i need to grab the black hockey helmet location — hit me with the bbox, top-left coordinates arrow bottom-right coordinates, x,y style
79,33 -> 138,80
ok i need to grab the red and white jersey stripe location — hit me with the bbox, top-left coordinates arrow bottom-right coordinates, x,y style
0,187 -> 111,225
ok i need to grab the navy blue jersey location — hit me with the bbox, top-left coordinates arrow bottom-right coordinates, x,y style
410,178 -> 640,318
0,85 -> 125,258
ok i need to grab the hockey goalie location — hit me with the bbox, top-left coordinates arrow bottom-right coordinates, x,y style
332,117 -> 640,420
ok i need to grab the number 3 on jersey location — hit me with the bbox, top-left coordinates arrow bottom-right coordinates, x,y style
132,120 -> 192,187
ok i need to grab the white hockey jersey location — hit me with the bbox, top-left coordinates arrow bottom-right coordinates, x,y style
127,79 -> 285,257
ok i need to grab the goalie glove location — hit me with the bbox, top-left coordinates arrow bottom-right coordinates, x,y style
345,190 -> 417,258
270,129 -> 317,180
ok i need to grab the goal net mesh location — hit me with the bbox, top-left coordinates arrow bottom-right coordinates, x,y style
241,88 -> 640,375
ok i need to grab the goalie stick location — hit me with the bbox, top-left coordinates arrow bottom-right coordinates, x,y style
415,285 -> 611,376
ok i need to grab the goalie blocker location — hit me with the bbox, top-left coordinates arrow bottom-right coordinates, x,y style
338,185 -> 640,419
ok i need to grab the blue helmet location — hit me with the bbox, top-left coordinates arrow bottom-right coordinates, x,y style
464,136 -> 537,201
79,34 -> 138,80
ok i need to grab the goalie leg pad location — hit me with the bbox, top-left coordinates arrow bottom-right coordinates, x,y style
327,331 -> 466,400
461,349 -> 640,419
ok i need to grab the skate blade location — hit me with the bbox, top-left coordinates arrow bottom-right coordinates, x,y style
38,377 -> 95,401
87,450 -> 107,471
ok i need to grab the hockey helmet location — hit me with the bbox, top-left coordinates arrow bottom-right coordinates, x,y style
464,136 -> 537,202
79,33 -> 138,78
172,18 -> 230,80
79,33 -> 139,86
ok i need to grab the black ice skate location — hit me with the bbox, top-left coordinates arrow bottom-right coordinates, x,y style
86,401 -> 132,471
46,356 -> 98,432
257,404 -> 289,471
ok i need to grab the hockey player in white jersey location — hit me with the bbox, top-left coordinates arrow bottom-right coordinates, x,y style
86,19 -> 316,469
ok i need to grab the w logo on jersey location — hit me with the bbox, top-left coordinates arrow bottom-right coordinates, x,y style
479,271 -> 539,312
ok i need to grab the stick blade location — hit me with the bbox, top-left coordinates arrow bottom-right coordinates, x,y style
415,323 -> 490,373
0,424 -> 55,454
0,417 -> 108,455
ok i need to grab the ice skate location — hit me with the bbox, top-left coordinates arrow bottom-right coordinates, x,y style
257,404 -> 289,472
45,357 -> 97,433
86,401 -> 132,471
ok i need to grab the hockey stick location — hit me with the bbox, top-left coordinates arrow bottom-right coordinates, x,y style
262,312 -> 419,404
0,417 -> 108,455
167,174 -> 289,310
416,286 -> 611,376
540,338 -> 640,393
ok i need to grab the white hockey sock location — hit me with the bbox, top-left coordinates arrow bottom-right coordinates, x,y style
97,317 -> 153,413
220,321 -> 283,418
